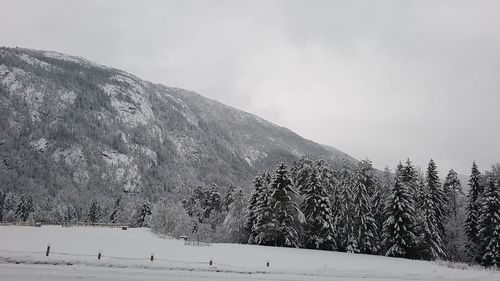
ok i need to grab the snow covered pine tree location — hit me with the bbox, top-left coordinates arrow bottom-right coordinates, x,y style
301,166 -> 336,250
87,200 -> 101,223
246,174 -> 265,242
136,201 -> 152,227
266,162 -> 302,247
15,194 -> 34,222
478,174 -> 500,267
253,173 -> 275,245
465,161 -> 483,261
335,164 -> 354,251
383,162 -> 418,259
224,188 -> 247,243
443,169 -> 462,219
420,159 -> 448,260
351,159 -> 380,254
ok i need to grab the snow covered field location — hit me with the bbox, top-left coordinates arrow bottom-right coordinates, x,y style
0,225 -> 499,280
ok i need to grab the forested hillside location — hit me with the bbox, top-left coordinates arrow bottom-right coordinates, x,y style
0,47 -> 355,204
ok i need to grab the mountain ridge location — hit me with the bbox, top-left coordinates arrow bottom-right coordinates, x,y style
0,47 -> 357,200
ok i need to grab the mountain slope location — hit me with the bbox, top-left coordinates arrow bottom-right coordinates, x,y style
0,47 -> 356,200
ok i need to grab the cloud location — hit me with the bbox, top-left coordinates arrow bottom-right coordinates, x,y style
1,0 -> 499,175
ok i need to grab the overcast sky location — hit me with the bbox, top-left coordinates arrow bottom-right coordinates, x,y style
1,0 -> 499,176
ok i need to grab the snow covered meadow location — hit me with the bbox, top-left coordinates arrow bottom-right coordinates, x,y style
0,225 -> 499,280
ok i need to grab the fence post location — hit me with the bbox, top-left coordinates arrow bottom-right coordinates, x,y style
150,253 -> 154,262
209,258 -> 213,266
45,243 -> 51,257
98,251 -> 102,260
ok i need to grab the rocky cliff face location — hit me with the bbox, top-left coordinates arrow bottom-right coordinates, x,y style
0,47 -> 356,199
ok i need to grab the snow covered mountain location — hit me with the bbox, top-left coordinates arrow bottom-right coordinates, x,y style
0,47 -> 356,199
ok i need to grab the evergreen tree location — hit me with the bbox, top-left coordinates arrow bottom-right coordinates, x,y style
401,159 -> 420,205
465,161 -> 483,260
26,194 -> 34,220
87,200 -> 101,223
136,201 -> 152,227
420,159 -> 448,260
443,169 -> 462,219
245,175 -> 265,240
383,163 -> 418,258
265,162 -> 301,247
207,184 -> 222,217
355,159 -> 379,197
295,159 -> 336,249
223,188 -> 247,243
351,159 -> 380,254
1,192 -> 17,222
415,173 -> 427,209
373,167 -> 392,253
315,160 -> 337,197
15,196 -> 26,221
295,159 -> 337,197
223,185 -> 236,211
478,174 -> 500,267
372,188 -> 386,253
334,164 -> 354,251
291,156 -> 315,194
15,194 -> 34,222
183,184 -> 223,227
301,167 -> 336,250
183,186 -> 208,221
252,172 -> 274,245
109,196 -> 122,223
206,184 -> 222,218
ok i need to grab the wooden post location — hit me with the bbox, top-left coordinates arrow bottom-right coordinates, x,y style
150,253 -> 154,262
209,259 -> 213,266
98,251 -> 102,260
45,243 -> 51,257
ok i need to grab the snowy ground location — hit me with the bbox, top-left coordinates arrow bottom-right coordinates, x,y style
0,263 -> 346,281
0,225 -> 499,281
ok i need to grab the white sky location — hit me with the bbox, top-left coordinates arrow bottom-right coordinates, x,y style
1,0 -> 499,176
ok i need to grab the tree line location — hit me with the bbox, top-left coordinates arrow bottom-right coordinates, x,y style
1,157 -> 499,267
244,158 -> 500,268
0,191 -> 153,227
